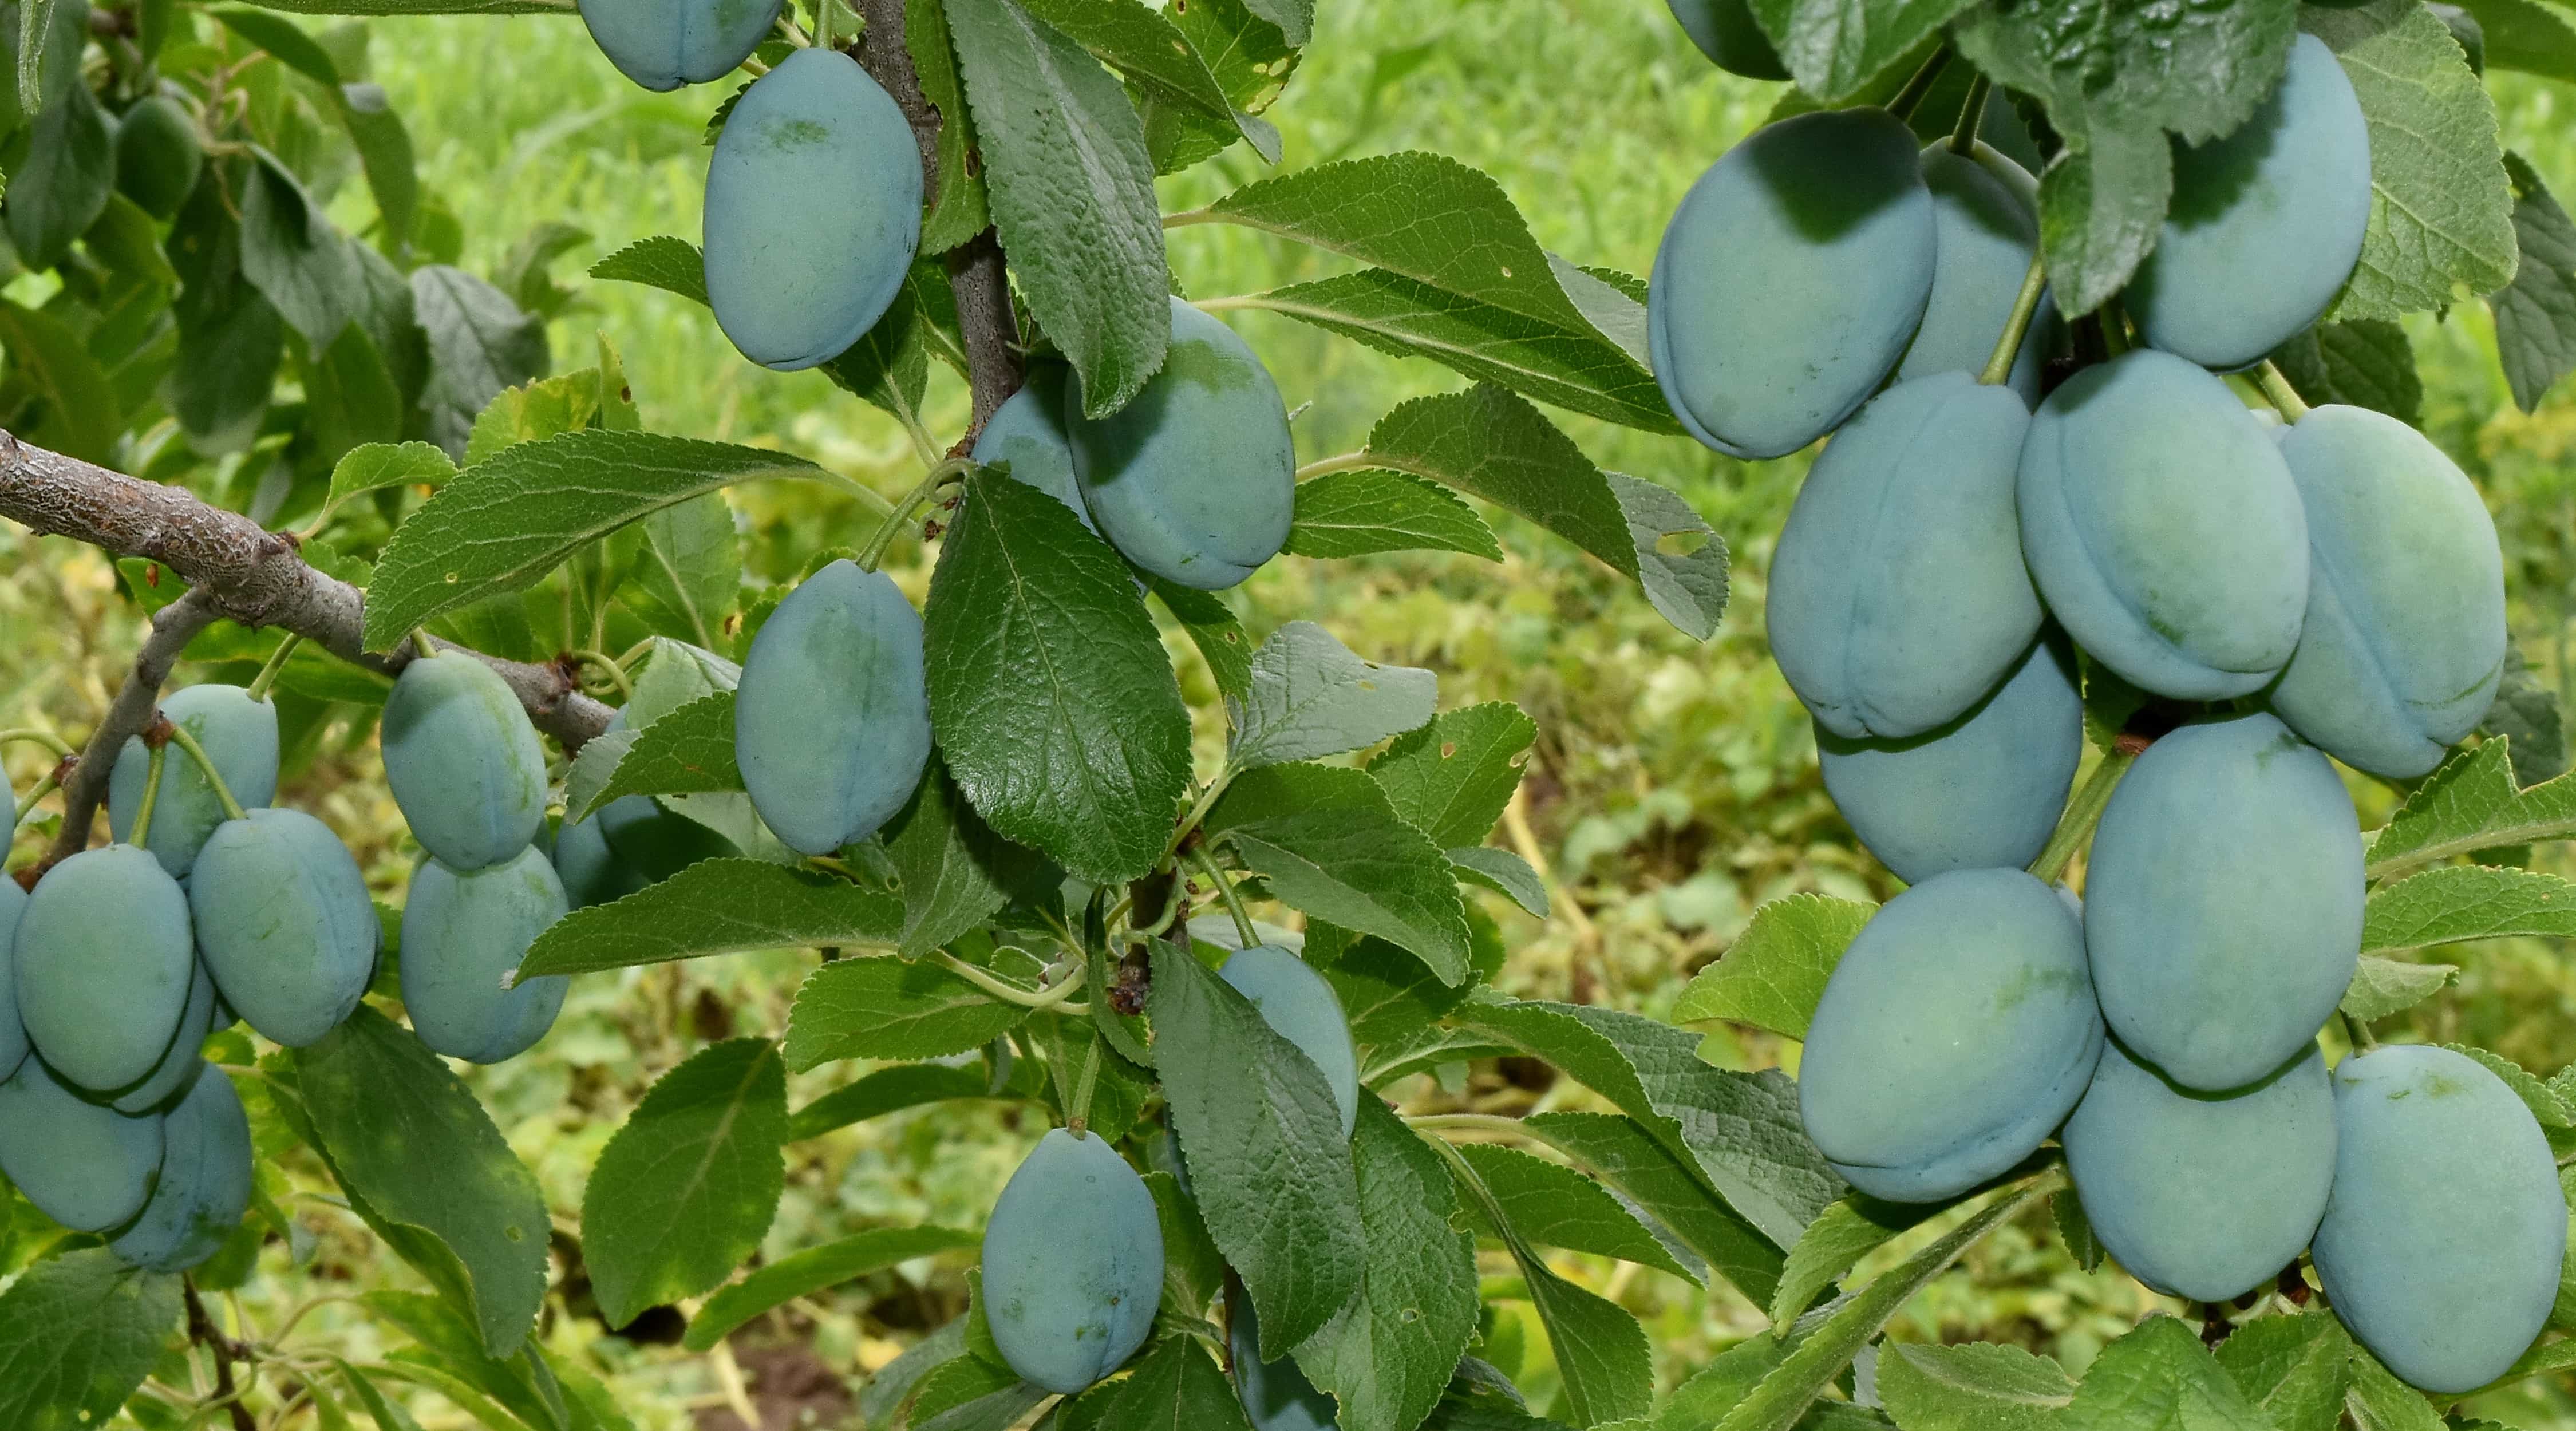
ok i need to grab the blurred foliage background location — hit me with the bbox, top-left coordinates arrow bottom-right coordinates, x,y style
5,0 -> 2575,1425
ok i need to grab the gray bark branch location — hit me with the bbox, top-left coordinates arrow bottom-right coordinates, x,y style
48,587 -> 220,869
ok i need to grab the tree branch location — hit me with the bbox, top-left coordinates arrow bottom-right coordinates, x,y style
0,429 -> 613,767
854,0 -> 1024,447
183,1279 -> 257,1431
46,586 -> 219,870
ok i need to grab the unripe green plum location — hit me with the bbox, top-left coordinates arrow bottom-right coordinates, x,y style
381,651 -> 547,871
2061,1042 -> 2335,1302
735,560 -> 930,855
1221,945 -> 1358,1138
1899,143 -> 2052,402
16,843 -> 195,1092
399,847 -> 571,1065
599,794 -> 738,880
1767,370 -> 2038,739
2017,349 -> 2309,699
109,684 -> 280,878
1649,108 -> 1935,458
578,0 -> 780,92
971,366 -> 1096,534
1070,298 -> 1295,590
111,959 -> 215,1114
113,94 -> 202,220
1231,1291 -> 1338,1431
2270,405 -> 2506,778
0,1057 -> 163,1232
2128,35 -> 2372,370
1797,868 -> 2101,1202
1816,634 -> 2081,884
2312,1046 -> 2565,1393
704,49 -> 923,371
981,1128 -> 1164,1393
1664,0 -> 1785,80
190,808 -> 377,1047
109,1063 -> 251,1272
0,877 -> 26,1082
2084,713 -> 2361,1092
554,811 -> 650,909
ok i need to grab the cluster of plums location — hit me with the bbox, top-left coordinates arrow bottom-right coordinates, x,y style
1648,15 -> 2562,1393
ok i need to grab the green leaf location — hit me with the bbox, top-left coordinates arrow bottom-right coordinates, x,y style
2366,740 -> 2576,880
588,236 -> 709,306
361,1290 -> 563,1431
297,1006 -> 551,1357
1228,620 -> 1437,771
5,80 -> 112,270
2340,1341 -> 2445,1431
1236,0 -> 1306,45
0,1248 -> 182,1431
620,492 -> 742,651
1095,1337 -> 1256,1431
208,5 -> 341,80
1151,942 -> 1364,1357
1017,0 -> 1277,162
1206,762 -> 1473,985
363,430 -> 828,648
1523,1111 -> 1786,1306
2338,955 -> 2458,1021
2455,0 -> 2576,81
336,82 -> 419,244
858,1321 -> 968,1430
1455,1142 -> 1702,1283
164,177 -> 287,452
2306,1 -> 2520,321
1450,847 -> 1548,918
581,1039 -> 789,1329
1323,927 -> 1481,1061
217,0 -> 556,12
907,0 -> 991,253
787,1061 -> 1028,1141
910,1357 -> 1040,1430
1953,0 -> 2296,147
1673,894 -> 1876,1041
782,955 -> 1029,1069
1452,1001 -> 1840,1249
13,0 -> 65,110
1285,469 -> 1504,562
517,859 -> 903,978
1147,576 -> 1254,706
2361,863 -> 2576,956
1358,388 -> 1722,635
2211,1310 -> 2352,1431
1716,1176 -> 2054,1431
1292,1098 -> 1480,1431
924,468 -> 1191,884
2441,1042 -> 2575,1125
1878,1342 -> 2075,1431
465,369 -> 602,464
1764,1195 -> 1933,1329
1143,1169 -> 1227,1319
0,299 -> 119,464
414,263 -> 549,456
2482,639 -> 2570,786
565,693 -> 742,824
944,0 -> 1167,417
2492,151 -> 2576,413
2059,1313 -> 2276,1431
684,1226 -> 976,1352
2266,319 -> 2423,425
333,1359 -> 431,1431
82,192 -> 178,287
323,440 -> 456,517
1235,275 -> 1680,434
1744,0 -> 1976,102
2033,128 -> 2174,320
1368,702 -> 1538,848
881,761 -> 1049,960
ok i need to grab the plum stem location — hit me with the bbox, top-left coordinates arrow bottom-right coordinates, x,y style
2341,1010 -> 2379,1052
0,729 -> 76,758
2027,748 -> 2136,885
128,742 -> 168,849
13,772 -> 59,830
933,949 -> 1089,1014
858,456 -> 970,571
1189,843 -> 1261,949
1293,452 -> 1375,483
245,633 -> 303,703
564,649 -> 634,702
1979,252 -> 2050,388
1948,74 -> 1989,156
2254,362 -> 2311,423
1887,48 -> 1952,122
164,721 -> 250,824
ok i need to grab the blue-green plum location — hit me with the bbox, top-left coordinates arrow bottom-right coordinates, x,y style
2128,35 -> 2371,371
1899,144 -> 2052,402
112,959 -> 215,1114
735,559 -> 930,855
1231,1291 -> 1338,1431
2061,1042 -> 2335,1302
381,651 -> 547,871
16,843 -> 193,1092
599,795 -> 738,880
704,49 -> 922,371
0,1057 -> 163,1231
1767,371 -> 2038,739
1665,0 -> 1785,80
1649,108 -> 1935,459
399,848 -> 571,1065
2083,713 -> 2360,1092
1797,868 -> 2101,1202
110,684 -> 280,877
190,808 -> 377,1047
1816,634 -> 2081,884
578,0 -> 780,92
982,1128 -> 1164,1393
971,366 -> 1096,534
0,877 -> 26,1082
1221,945 -> 1358,1138
2017,349 -> 2309,699
110,1063 -> 251,1272
1070,298 -> 1295,590
554,811 -> 649,909
2312,1046 -> 2565,1392
2271,405 -> 2506,778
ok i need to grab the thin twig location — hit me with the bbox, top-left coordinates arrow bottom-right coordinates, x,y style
183,1279 -> 256,1431
46,587 -> 217,870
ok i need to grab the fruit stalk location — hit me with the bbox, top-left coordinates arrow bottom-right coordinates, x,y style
1948,73 -> 1989,156
244,633 -> 302,703
2026,747 -> 2136,884
1188,844 -> 1261,949
1979,252 -> 2050,388
162,721 -> 250,824
2255,361 -> 2312,422
1887,48 -> 1952,122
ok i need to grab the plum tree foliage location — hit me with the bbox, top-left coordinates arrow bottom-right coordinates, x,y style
0,0 -> 2574,1424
